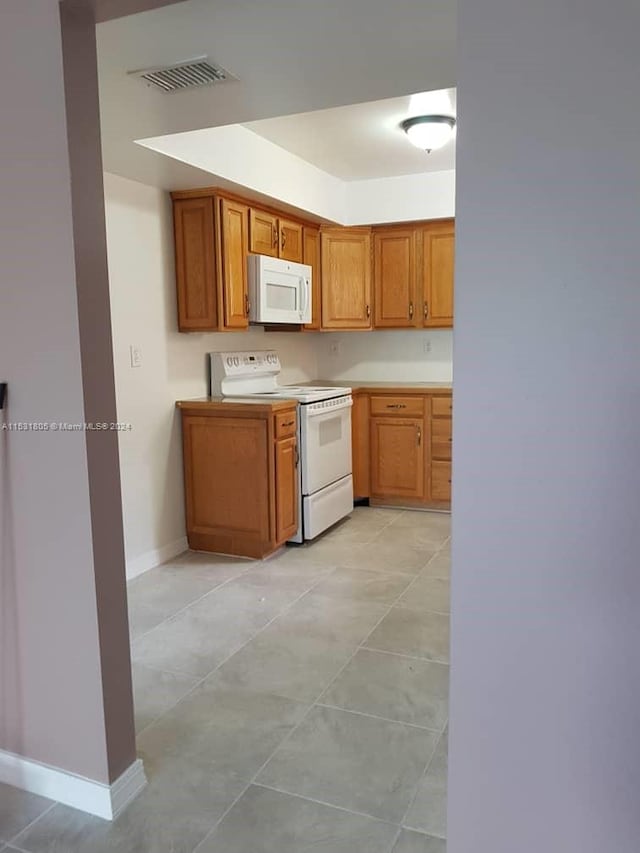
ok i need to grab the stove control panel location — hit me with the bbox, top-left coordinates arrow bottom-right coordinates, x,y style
209,350 -> 281,396
216,350 -> 280,376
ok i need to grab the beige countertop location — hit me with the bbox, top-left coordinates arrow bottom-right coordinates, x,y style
176,396 -> 297,413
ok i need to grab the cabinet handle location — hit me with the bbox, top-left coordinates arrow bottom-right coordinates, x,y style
281,420 -> 295,427
366,304 -> 371,319
295,446 -> 299,468
417,426 -> 422,446
281,229 -> 286,251
386,403 -> 406,409
409,301 -> 414,319
424,301 -> 429,319
273,225 -> 278,248
245,294 -> 250,316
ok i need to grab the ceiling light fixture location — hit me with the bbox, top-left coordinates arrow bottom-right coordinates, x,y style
401,115 -> 456,153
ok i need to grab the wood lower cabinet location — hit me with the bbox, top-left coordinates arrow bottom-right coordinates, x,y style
351,388 -> 452,509
178,401 -> 298,558
351,392 -> 370,499
275,436 -> 298,542
370,416 -> 426,501
429,394 -> 452,504
321,228 -> 372,329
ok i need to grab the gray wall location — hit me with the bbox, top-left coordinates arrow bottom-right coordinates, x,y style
0,0 -> 134,785
449,0 -> 640,851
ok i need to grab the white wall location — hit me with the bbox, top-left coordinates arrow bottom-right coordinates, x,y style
104,172 -> 318,578
140,126 -> 455,225
449,0 -> 640,851
317,330 -> 453,382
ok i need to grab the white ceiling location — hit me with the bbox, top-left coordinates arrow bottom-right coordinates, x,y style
95,0 -> 456,189
243,90 -> 456,181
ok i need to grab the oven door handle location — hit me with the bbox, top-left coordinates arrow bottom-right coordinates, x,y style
304,398 -> 353,418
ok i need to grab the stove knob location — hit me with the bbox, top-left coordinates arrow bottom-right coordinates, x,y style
226,357 -> 233,368
233,356 -> 240,366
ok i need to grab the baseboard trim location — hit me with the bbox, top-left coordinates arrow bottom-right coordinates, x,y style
126,536 -> 188,580
0,750 -> 147,820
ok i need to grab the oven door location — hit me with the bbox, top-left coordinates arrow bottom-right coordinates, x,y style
300,397 -> 353,495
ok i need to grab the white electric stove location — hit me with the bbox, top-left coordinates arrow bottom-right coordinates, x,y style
209,351 -> 354,543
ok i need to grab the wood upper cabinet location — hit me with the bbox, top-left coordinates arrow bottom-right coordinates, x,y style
173,198 -> 218,331
220,198 -> 250,329
249,208 -> 303,262
373,227 -> 417,328
275,435 -> 298,542
303,226 -> 322,330
421,219 -> 455,328
249,208 -> 278,257
279,218 -> 303,262
321,227 -> 372,330
370,416 -> 426,501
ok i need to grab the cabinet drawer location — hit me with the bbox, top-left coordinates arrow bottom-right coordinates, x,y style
432,396 -> 453,417
370,396 -> 424,417
431,417 -> 452,461
431,461 -> 452,502
275,410 -> 297,438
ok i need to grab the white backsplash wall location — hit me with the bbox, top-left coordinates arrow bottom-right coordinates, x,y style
317,330 -> 453,382
104,172 -> 318,579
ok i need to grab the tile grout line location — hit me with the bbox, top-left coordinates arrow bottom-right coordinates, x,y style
134,562 -> 341,741
155,512 -> 450,850
253,781 -> 403,828
130,561 -> 256,644
190,548 -> 414,853
397,725 -> 448,833
7,802 -> 57,848
314,702 -> 443,734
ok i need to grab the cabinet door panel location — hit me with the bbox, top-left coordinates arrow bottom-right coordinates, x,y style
351,394 -> 370,499
431,460 -> 452,502
321,228 -> 372,329
279,218 -> 303,262
431,417 -> 452,461
374,229 -> 416,328
220,198 -> 249,329
183,416 -> 270,540
275,436 -> 298,542
173,198 -> 217,331
303,226 -> 321,330
249,208 -> 278,257
370,417 -> 425,500
422,220 -> 454,328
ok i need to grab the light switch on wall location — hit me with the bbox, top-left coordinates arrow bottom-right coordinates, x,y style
130,344 -> 142,368
329,340 -> 341,357
423,339 -> 432,354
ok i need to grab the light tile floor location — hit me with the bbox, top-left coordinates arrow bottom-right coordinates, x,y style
1,507 -> 450,853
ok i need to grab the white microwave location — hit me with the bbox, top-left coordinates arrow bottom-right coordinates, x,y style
248,254 -> 312,325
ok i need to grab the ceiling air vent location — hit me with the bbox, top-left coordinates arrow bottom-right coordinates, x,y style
128,57 -> 234,93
